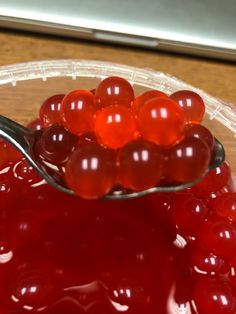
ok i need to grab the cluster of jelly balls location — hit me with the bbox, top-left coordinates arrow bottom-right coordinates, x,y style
29,76 -> 214,199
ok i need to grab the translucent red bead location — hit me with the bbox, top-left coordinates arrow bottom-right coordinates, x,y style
35,125 -> 78,165
95,76 -> 134,108
117,139 -> 164,190
65,143 -> 117,199
137,97 -> 186,146
170,90 -> 205,124
39,94 -> 65,127
61,90 -> 96,135
165,136 -> 210,183
94,105 -> 137,149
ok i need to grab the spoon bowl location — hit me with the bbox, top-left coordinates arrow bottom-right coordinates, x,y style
0,114 -> 225,200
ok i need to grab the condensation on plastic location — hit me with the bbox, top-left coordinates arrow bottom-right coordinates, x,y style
0,59 -> 236,137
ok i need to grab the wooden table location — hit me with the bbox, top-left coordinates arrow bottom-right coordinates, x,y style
1,29 -> 236,103
0,29 -> 236,170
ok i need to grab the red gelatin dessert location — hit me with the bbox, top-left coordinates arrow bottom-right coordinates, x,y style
0,76 -> 235,314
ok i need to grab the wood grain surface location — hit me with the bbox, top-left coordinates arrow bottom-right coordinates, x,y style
0,29 -> 236,171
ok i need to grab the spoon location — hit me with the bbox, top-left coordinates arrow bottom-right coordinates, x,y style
0,115 -> 225,200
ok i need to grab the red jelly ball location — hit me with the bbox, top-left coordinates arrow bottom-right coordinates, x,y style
168,194 -> 209,236
188,243 -> 228,275
13,159 -> 43,187
132,90 -> 167,116
39,94 -> 65,127
212,193 -> 236,223
184,123 -> 215,152
65,143 -> 117,199
95,76 -> 134,108
117,139 -> 164,191
166,136 -> 210,183
61,90 -> 96,135
198,217 -> 236,258
193,278 -> 236,314
35,125 -> 78,164
170,90 -> 205,124
137,98 -> 185,146
27,118 -> 43,131
9,268 -> 55,311
195,161 -> 231,192
94,105 -> 137,149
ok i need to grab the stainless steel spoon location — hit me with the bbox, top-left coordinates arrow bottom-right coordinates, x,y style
0,115 -> 225,200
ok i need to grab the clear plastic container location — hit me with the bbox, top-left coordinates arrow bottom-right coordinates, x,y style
0,59 -> 235,173
0,60 -> 236,314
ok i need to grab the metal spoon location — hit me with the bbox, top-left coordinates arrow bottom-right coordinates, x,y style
0,115 -> 225,200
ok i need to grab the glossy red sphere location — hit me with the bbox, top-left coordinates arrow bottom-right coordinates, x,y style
185,123 -> 215,152
170,90 -> 205,124
95,76 -> 134,108
117,139 -> 164,190
39,94 -> 65,127
195,161 -> 231,192
137,97 -> 185,146
199,217 -> 236,258
132,90 -> 167,116
188,243 -> 228,275
61,90 -> 96,135
13,159 -> 43,188
213,193 -> 236,223
9,266 -> 55,311
168,193 -> 209,236
165,136 -> 210,183
94,105 -> 137,149
27,118 -> 44,131
35,125 -> 78,165
193,278 -> 236,314
65,143 -> 117,199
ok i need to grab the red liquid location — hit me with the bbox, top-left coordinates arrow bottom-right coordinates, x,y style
1,163 -> 236,314
0,163 -> 181,314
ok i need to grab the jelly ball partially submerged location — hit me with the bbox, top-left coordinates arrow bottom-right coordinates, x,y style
168,194 -> 209,236
193,278 -> 236,314
65,143 -> 117,199
94,105 -> 137,149
199,217 -> 236,258
61,90 -> 96,136
165,136 -> 210,183
117,139 -> 164,191
39,94 -> 65,127
13,159 -> 43,187
35,124 -> 78,165
95,76 -> 134,108
188,243 -> 227,275
137,97 -> 185,146
195,161 -> 231,192
213,193 -> 236,223
170,90 -> 205,124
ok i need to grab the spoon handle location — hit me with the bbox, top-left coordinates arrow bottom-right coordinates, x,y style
0,115 -> 35,153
